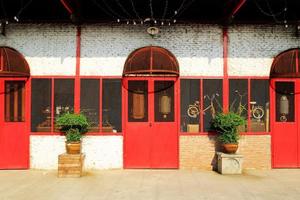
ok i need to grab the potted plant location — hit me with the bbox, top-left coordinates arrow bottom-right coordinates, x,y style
211,112 -> 245,154
56,112 -> 89,154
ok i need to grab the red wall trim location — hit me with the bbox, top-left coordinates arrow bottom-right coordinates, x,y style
74,26 -> 81,113
223,27 -> 229,112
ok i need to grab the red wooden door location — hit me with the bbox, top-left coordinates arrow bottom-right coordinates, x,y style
0,78 -> 29,169
271,79 -> 300,168
124,77 -> 178,168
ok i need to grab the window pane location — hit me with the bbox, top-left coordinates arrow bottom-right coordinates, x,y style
128,80 -> 148,122
154,81 -> 174,122
275,82 -> 295,122
229,79 -> 248,132
54,79 -> 74,130
102,79 -> 122,132
5,81 -> 25,122
203,79 -> 223,132
250,80 -> 270,132
81,79 -> 99,132
180,79 -> 200,132
31,79 -> 51,132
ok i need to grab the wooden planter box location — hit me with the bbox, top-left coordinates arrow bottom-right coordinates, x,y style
58,153 -> 85,178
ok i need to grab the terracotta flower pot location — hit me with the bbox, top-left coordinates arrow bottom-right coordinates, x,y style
223,143 -> 238,154
66,142 -> 81,154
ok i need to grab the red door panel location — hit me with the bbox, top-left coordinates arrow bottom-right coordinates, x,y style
0,79 -> 29,169
271,79 -> 299,168
124,78 -> 178,169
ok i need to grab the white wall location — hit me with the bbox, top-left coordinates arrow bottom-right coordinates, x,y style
228,25 -> 300,77
0,24 -> 76,76
80,24 -> 223,76
30,136 -> 123,169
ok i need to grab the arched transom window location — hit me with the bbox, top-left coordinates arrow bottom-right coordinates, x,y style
270,48 -> 300,78
123,46 -> 179,76
0,47 -> 30,77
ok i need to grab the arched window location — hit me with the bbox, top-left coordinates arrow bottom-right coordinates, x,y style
123,46 -> 179,76
0,47 -> 30,77
270,48 -> 300,78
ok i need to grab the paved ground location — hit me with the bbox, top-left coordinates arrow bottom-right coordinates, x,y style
0,169 -> 300,200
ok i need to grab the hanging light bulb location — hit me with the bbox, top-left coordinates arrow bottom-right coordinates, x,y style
126,21 -> 129,25
173,19 -> 177,23
133,21 -> 136,25
117,19 -> 120,23
161,21 -> 164,26
14,16 -> 19,22
154,20 -> 157,24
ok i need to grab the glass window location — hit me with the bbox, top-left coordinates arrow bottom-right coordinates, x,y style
128,80 -> 148,122
80,79 -> 100,132
250,80 -> 270,132
31,79 -> 51,132
180,79 -> 200,132
154,81 -> 174,122
102,79 -> 122,133
5,81 -> 25,122
203,79 -> 223,132
275,82 -> 295,122
229,79 -> 248,132
54,79 -> 74,130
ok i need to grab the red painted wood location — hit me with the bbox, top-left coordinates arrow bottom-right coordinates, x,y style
0,78 -> 29,169
223,27 -> 229,113
124,77 -> 178,169
271,79 -> 299,168
74,26 -> 81,113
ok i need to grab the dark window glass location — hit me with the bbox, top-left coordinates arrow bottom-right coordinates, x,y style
180,79 -> 200,132
54,79 -> 74,131
128,80 -> 148,122
81,79 -> 99,132
102,79 -> 122,132
31,79 -> 51,132
275,82 -> 295,122
203,79 -> 223,132
250,80 -> 270,132
229,79 -> 248,132
5,81 -> 25,122
154,81 -> 174,122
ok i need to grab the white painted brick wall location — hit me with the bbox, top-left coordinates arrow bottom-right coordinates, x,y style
30,135 -> 123,169
80,24 -> 223,76
0,23 -> 76,76
228,25 -> 300,76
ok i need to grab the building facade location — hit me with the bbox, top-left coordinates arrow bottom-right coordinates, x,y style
0,22 -> 299,170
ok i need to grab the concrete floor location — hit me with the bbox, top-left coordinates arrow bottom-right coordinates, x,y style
0,169 -> 300,200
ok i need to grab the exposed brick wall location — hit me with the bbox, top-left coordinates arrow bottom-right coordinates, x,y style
0,23 -> 76,76
228,25 -> 300,77
180,135 -> 271,170
80,24 -> 223,76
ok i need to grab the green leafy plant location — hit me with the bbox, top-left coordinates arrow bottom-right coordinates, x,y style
56,112 -> 89,142
66,128 -> 81,142
211,112 -> 246,144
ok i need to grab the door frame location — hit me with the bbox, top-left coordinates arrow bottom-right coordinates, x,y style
270,78 -> 300,168
122,76 -> 180,169
0,77 -> 30,169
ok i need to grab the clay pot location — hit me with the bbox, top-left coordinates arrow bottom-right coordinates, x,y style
223,143 -> 238,154
66,142 -> 81,154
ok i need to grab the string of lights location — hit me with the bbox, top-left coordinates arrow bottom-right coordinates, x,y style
254,0 -> 288,26
100,0 -> 125,19
14,0 -> 34,22
129,0 -> 142,21
91,0 -> 118,19
115,0 -> 133,19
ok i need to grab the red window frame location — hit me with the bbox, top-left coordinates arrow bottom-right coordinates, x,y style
30,76 -> 123,136
179,76 -> 270,136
